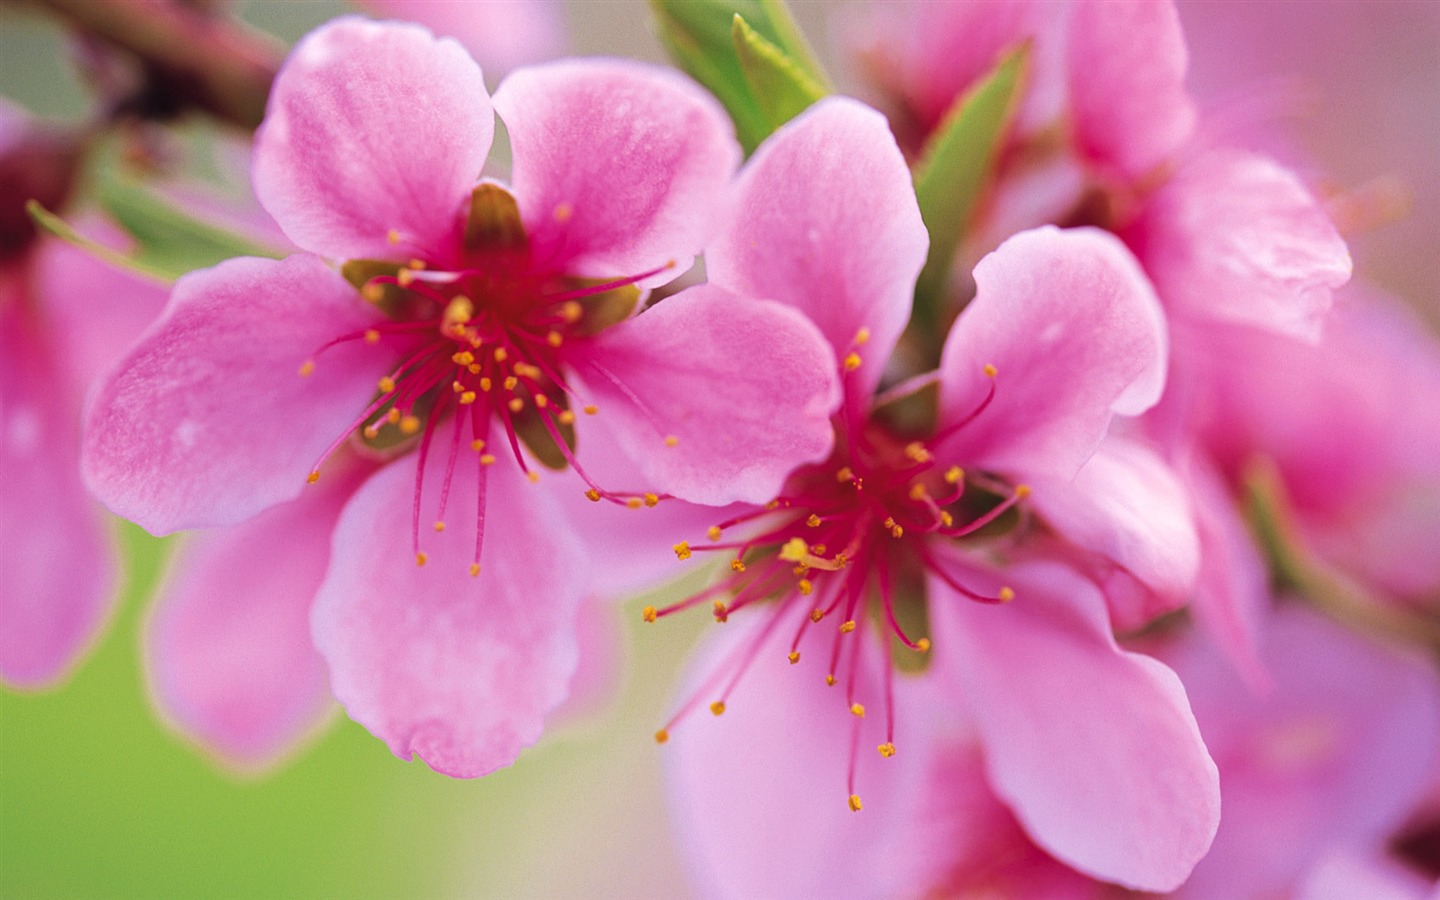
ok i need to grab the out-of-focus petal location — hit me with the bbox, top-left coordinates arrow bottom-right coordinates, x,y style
81,255 -> 385,534
937,226 -> 1167,480
145,462 -> 366,771
0,301 -> 116,687
493,58 -> 738,284
1130,149 -> 1351,340
705,97 -> 928,399
364,0 -> 565,75
569,285 -> 839,506
252,18 -> 492,262
929,555 -> 1219,891
543,593 -> 626,731
311,451 -> 587,778
1065,0 -> 1196,179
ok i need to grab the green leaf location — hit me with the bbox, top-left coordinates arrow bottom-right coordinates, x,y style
731,14 -> 824,133
649,0 -> 829,153
909,44 -> 1029,344
96,177 -> 281,280
26,200 -> 172,283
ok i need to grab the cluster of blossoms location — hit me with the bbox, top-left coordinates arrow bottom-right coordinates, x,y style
6,1 -> 1440,896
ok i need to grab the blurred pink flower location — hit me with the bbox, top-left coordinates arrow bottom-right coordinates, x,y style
82,18 -> 838,777
651,98 -> 1216,892
363,0 -> 566,76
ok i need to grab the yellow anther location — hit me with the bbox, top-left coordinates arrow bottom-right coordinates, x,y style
825,674 -> 837,686
503,376 -> 519,391
811,544 -> 827,555
480,454 -> 497,466
546,330 -> 564,348
835,467 -> 855,483
788,651 -> 801,664
397,269 -> 415,287
386,228 -> 401,245
854,326 -> 871,345
460,391 -> 477,405
850,703 -> 865,717
878,742 -> 896,758
999,586 -> 1016,603
452,380 -> 465,393
415,551 -> 428,567
712,600 -> 728,622
730,558 -> 746,572
709,701 -> 726,717
557,410 -> 576,425
797,579 -> 813,596
534,394 -> 550,409
469,563 -> 481,577
983,363 -> 998,378
298,360 -> 316,377
406,258 -> 425,270
673,542 -> 692,561
585,488 -> 601,502
527,471 -> 540,483
1014,484 -> 1032,498
780,538 -> 810,563
361,282 -> 384,302
364,329 -> 381,344
806,514 -> 822,528
848,794 -> 862,813
904,442 -> 931,463
508,398 -> 525,413
479,377 -> 493,392
810,609 -> 825,623
882,517 -> 904,538
843,352 -> 862,371
916,638 -> 931,653
452,350 -> 475,366
642,606 -> 657,623
433,521 -> 446,532
306,471 -> 320,484
400,415 -> 421,435
644,493 -> 660,507
909,483 -> 929,501
707,526 -> 723,542
378,376 -> 396,393
654,729 -> 669,744
560,300 -> 583,323
840,620 -> 857,633
664,435 -> 679,448
554,202 -> 573,222
625,498 -> 642,509
387,408 -> 402,424
939,511 -> 954,527
468,364 -> 482,375
583,404 -> 599,415
515,363 -> 542,380
363,425 -> 380,439
945,465 -> 964,484
471,439 -> 486,451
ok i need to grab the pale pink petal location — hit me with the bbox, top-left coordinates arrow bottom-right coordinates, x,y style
82,255 -> 386,534
569,284 -> 839,506
665,618 -> 952,899
252,17 -> 492,262
544,594 -> 625,730
1167,607 -> 1440,899
0,302 -> 116,687
493,58 -> 738,284
1129,149 -> 1351,340
1300,848 -> 1435,900
311,451 -> 587,778
937,226 -> 1167,480
1028,436 -> 1200,631
706,96 -> 928,398
929,555 -> 1219,891
364,0 -> 565,75
1065,0 -> 1196,179
145,461 -> 368,771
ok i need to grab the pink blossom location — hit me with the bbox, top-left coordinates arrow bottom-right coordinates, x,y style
82,18 -> 839,777
648,97 -> 1216,891
362,0 -> 566,77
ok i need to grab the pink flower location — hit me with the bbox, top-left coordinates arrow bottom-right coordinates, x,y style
82,18 -> 839,777
648,97 -> 1217,891
362,0 -> 565,76
0,107 -> 169,688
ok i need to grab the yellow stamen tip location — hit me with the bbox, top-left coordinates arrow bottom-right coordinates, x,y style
673,542 -> 692,561
644,493 -> 660,508
493,347 -> 509,363
527,471 -> 540,483
945,465 -> 964,484
854,326 -> 871,345
806,514 -> 822,528
642,606 -> 657,623
825,674 -> 837,686
779,537 -> 810,563
787,651 -> 800,664
387,408 -> 402,424
712,600 -> 728,623
557,410 -> 576,425
364,329 -> 381,344
378,376 -> 396,393
396,269 -> 415,288
469,563 -> 481,577
452,351 -> 475,366
998,586 -> 1016,603
654,729 -> 669,744
664,435 -> 679,448
1015,484 -> 1032,498
386,229 -> 401,244
534,394 -> 549,409
625,498 -> 642,509
797,579 -> 813,596
709,701 -> 726,717
415,552 -> 428,567
554,202 -> 573,222
585,488 -> 602,502
810,609 -> 825,623
583,404 -> 598,416
298,360 -> 315,377
560,300 -> 583,323
850,703 -> 865,717
480,454 -> 497,466
843,352 -> 862,372
983,363 -> 998,378
904,441 -> 931,463
835,467 -> 855,483
306,471 -> 320,484
840,620 -> 857,633
706,525 -> 723,542
471,439 -> 486,451
730,558 -> 746,573
848,795 -> 863,813
433,521 -> 446,532
878,742 -> 896,758
400,415 -> 421,435
508,398 -> 525,413
460,391 -> 477,405
503,376 -> 519,391
546,331 -> 563,348
479,377 -> 493,392
916,638 -> 931,653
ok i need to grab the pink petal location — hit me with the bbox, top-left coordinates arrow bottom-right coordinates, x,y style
1129,149 -> 1351,340
252,18 -> 492,262
569,284 -> 839,506
145,461 -> 367,771
705,96 -> 929,398
929,555 -> 1220,891
937,226 -> 1167,480
1028,436 -> 1200,632
1167,607 -> 1440,899
0,301 -> 116,687
1065,0 -> 1197,179
82,255 -> 386,534
363,0 -> 565,75
311,450 -> 587,778
492,58 -> 738,284
543,594 -> 626,730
